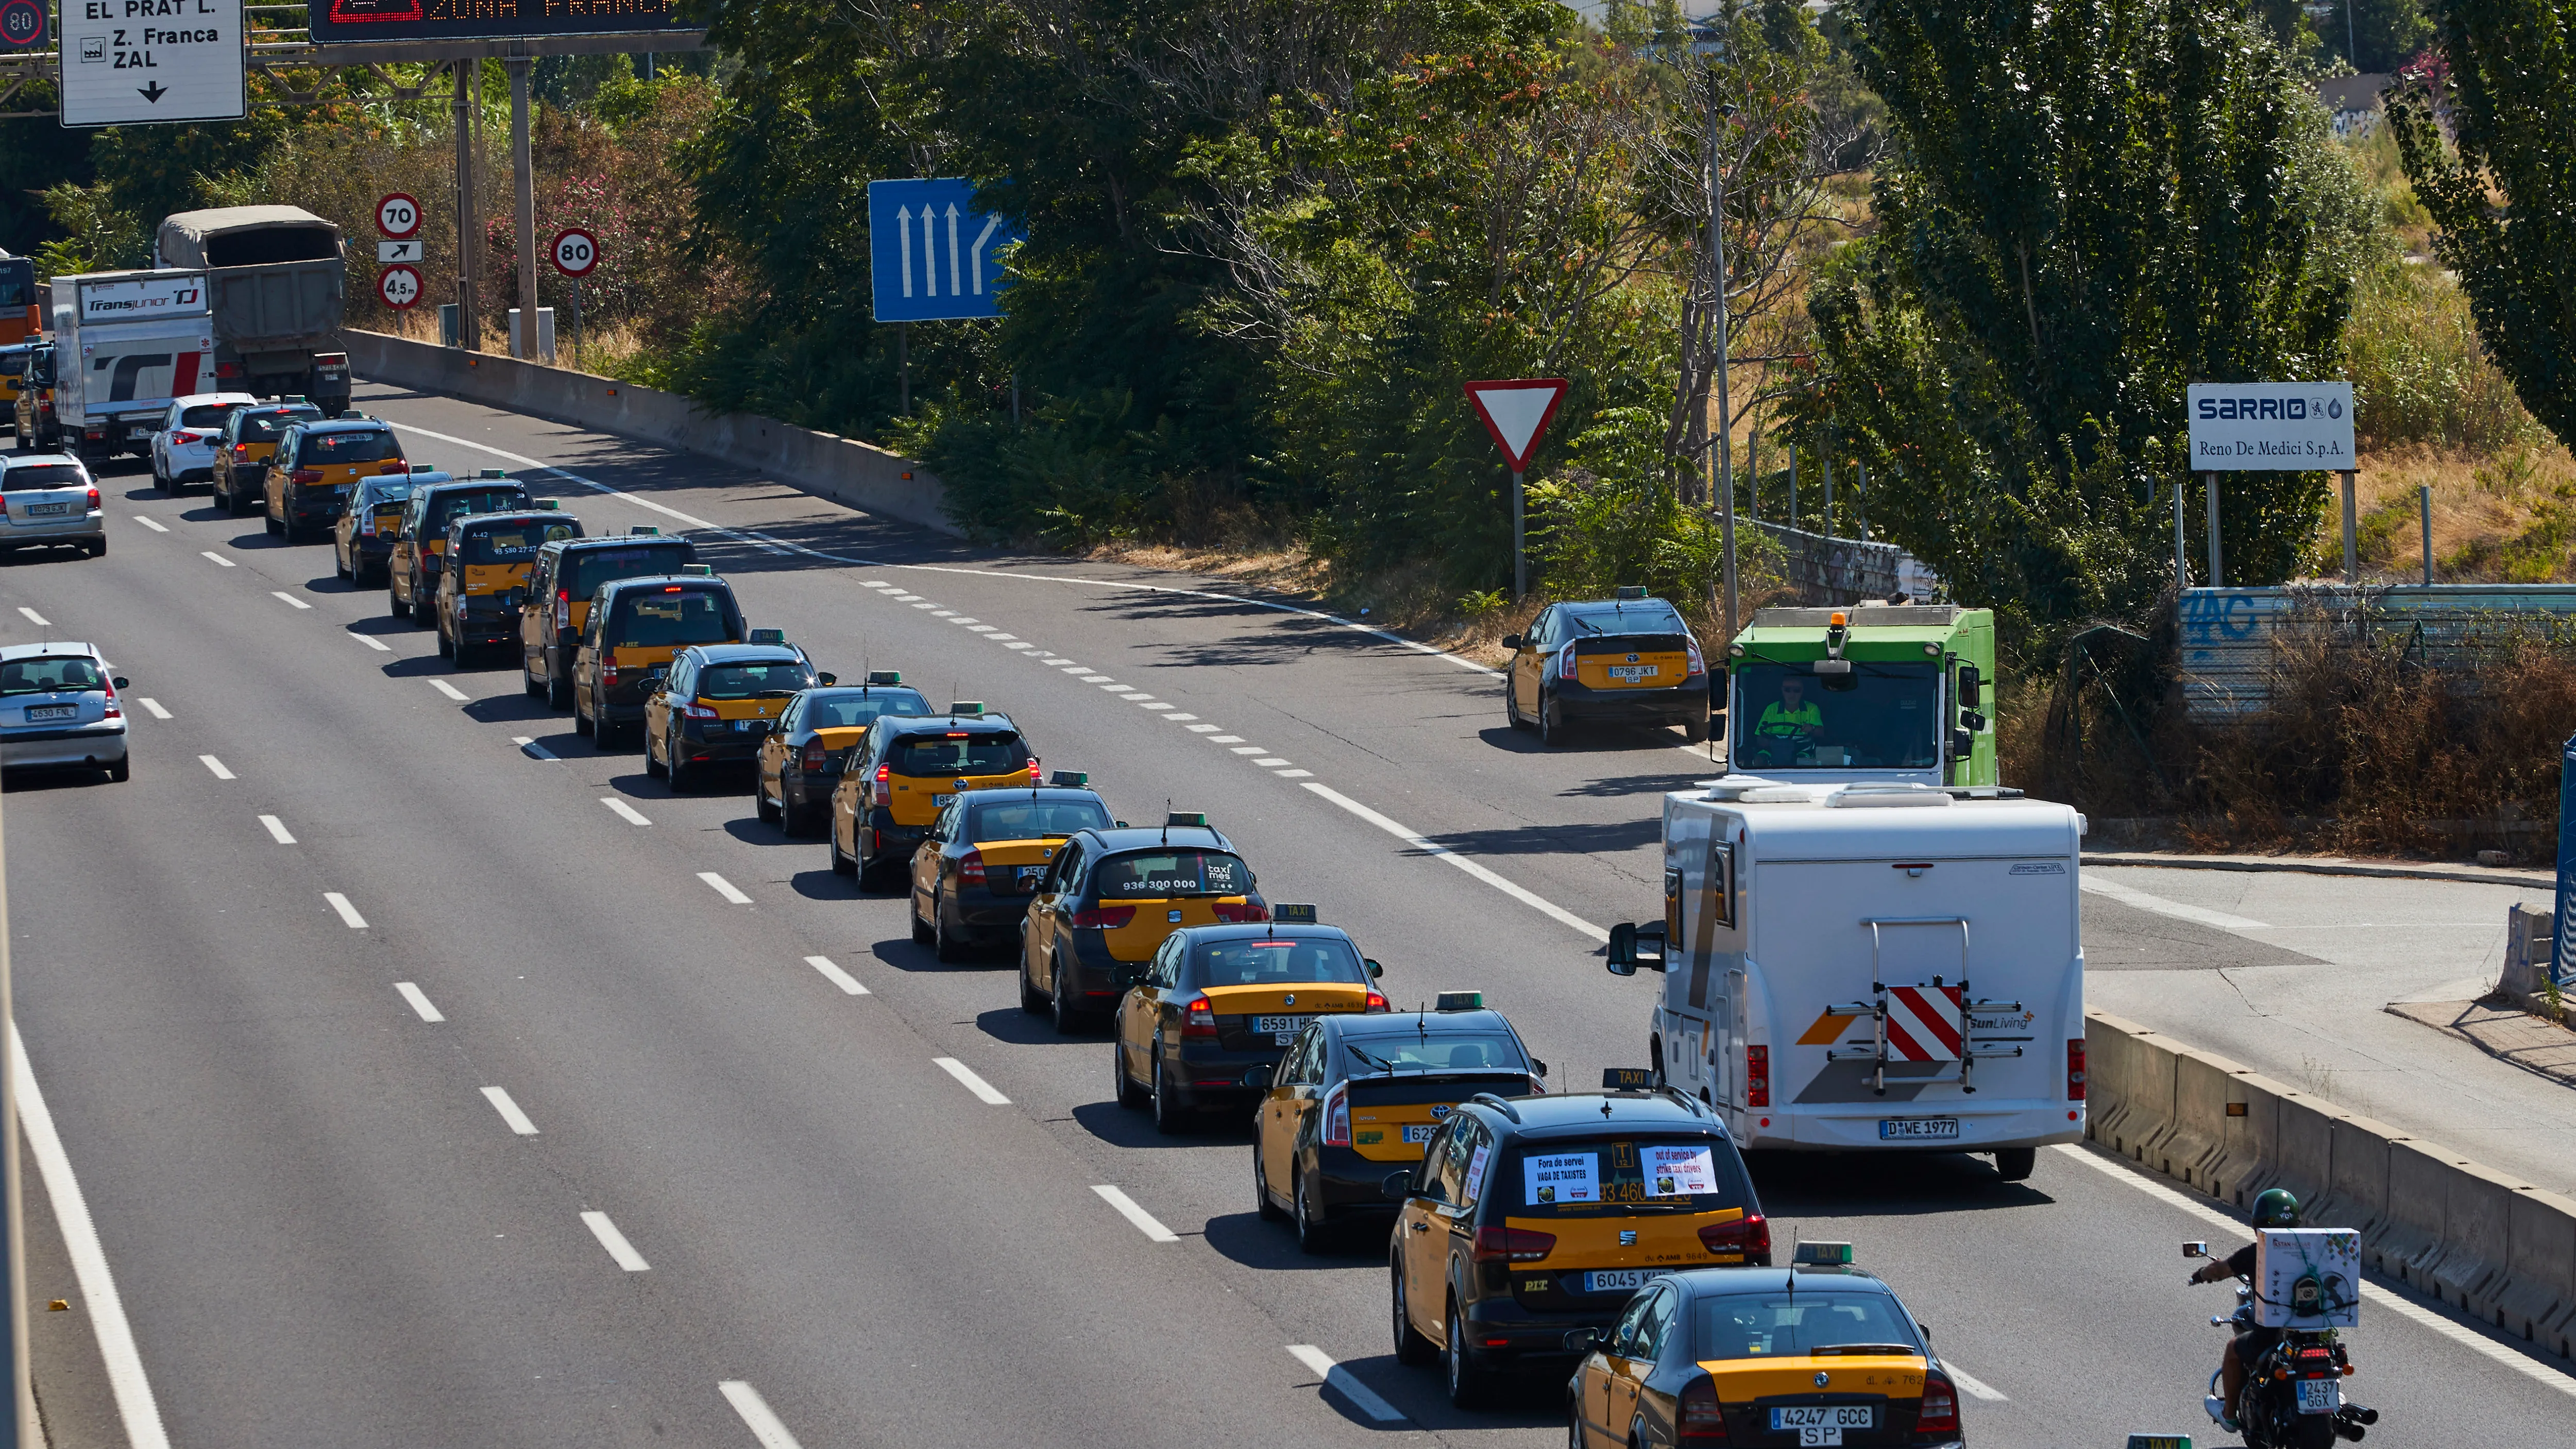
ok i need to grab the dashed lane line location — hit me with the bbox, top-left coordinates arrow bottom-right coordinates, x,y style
18,606 -> 49,626
258,814 -> 296,844
201,550 -> 234,567
602,798 -> 651,826
1091,1185 -> 1180,1243
933,1056 -> 1011,1105
395,982 -> 444,1022
581,1211 -> 651,1271
480,1086 -> 539,1136
514,736 -> 560,761
137,697 -> 171,719
271,591 -> 312,610
428,678 -> 470,702
197,754 -> 234,780
350,632 -> 393,652
1946,1366 -> 2007,1401
699,871 -> 753,905
324,892 -> 368,928
805,955 -> 868,995
131,515 -> 168,533
1285,1345 -> 1405,1424
1300,782 -> 1609,943
718,1381 -> 805,1449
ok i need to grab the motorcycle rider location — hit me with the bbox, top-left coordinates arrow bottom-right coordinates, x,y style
2191,1188 -> 2304,1431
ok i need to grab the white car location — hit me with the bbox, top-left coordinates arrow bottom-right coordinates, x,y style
150,391 -> 260,493
0,642 -> 128,781
0,453 -> 104,558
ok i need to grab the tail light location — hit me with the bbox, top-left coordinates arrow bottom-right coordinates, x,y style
1915,1375 -> 1959,1436
1210,900 -> 1268,923
602,663 -> 622,687
1698,1213 -> 1770,1260
677,702 -> 719,722
100,679 -> 121,720
234,442 -> 251,456
1027,758 -> 1041,783
1677,1375 -> 1728,1445
215,361 -> 243,379
293,468 -> 321,484
1321,1082 -> 1350,1145
2067,1039 -> 2087,1101
1070,905 -> 1137,930
86,487 -> 100,509
1746,1045 -> 1770,1107
801,741 -> 828,771
1469,1226 -> 1556,1263
554,591 -> 570,630
1180,994 -> 1217,1038
1364,992 -> 1389,1012
959,849 -> 987,887
1684,636 -> 1707,677
1558,641 -> 1579,680
380,461 -> 406,475
872,761 -> 892,805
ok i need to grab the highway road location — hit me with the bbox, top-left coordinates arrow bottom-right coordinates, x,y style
0,376 -> 2569,1447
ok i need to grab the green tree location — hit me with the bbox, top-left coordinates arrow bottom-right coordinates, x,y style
2335,0 -> 2434,73
1802,0 -> 2368,645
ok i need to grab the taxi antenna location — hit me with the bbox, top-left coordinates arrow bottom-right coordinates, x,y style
1161,798 -> 1172,845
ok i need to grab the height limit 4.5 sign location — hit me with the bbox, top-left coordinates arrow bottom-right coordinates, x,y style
61,0 -> 246,128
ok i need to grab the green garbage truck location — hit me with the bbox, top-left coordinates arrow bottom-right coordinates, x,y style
1722,604 -> 1998,787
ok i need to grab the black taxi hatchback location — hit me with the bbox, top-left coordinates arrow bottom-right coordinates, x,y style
572,574 -> 747,747
756,674 -> 931,836
389,471 -> 533,624
1388,1076 -> 1768,1409
519,531 -> 700,708
212,400 -> 323,514
437,506 -> 581,662
1565,1245 -> 1962,1449
642,639 -> 827,793
829,709 -> 1038,888
1018,815 -> 1268,1033
907,775 -> 1112,961
1502,587 -> 1710,745
1113,913 -> 1387,1134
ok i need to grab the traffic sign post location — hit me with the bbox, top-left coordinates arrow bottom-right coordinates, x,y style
1465,379 -> 1572,599
378,265 -> 423,310
550,228 -> 598,370
0,0 -> 45,50
866,178 -> 1025,323
59,0 -> 246,126
377,240 -> 422,264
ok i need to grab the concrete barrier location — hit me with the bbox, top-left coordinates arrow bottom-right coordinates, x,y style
2084,1013 -> 2180,1163
339,331 -> 962,538
2164,1049 -> 2245,1194
2380,1138 -> 2468,1286
2504,1189 -> 2576,1356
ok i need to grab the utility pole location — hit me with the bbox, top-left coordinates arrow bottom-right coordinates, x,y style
509,56 -> 538,359
452,58 -> 480,351
1705,63 -> 1739,638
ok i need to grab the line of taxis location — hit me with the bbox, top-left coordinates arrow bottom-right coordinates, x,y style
139,424 -> 1969,1444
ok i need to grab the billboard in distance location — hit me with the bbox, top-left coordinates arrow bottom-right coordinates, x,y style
308,0 -> 698,45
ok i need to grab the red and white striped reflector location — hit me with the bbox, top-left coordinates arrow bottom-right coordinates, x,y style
1884,985 -> 1964,1062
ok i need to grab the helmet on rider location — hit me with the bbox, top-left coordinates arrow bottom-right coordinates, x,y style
2251,1188 -> 2301,1229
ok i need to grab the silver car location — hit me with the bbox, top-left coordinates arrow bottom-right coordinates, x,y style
0,454 -> 104,558
0,643 -> 129,780
151,391 -> 260,493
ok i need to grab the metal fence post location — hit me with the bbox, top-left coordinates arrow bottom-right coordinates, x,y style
2341,469 -> 2358,584
2419,484 -> 2434,586
2203,471 -> 2223,587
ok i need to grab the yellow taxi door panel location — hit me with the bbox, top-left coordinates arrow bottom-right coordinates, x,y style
1574,1358 -> 1612,1449
1260,1083 -> 1296,1199
1515,648 -> 1541,714
1399,1198 -> 1445,1340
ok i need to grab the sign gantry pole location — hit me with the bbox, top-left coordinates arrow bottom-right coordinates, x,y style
1464,379 -> 1572,601
453,59 -> 480,351
510,56 -> 539,359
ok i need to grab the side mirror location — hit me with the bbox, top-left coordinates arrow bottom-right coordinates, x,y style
2183,1241 -> 2208,1259
1114,820 -> 1130,828
1957,662 -> 1982,708
1562,1327 -> 1604,1354
1951,728 -> 1973,761
110,676 -> 129,690
1383,1170 -> 1416,1203
1500,633 -> 1523,651
1531,1057 -> 1549,1077
1606,920 -> 1668,976
1364,959 -> 1383,979
817,673 -> 838,686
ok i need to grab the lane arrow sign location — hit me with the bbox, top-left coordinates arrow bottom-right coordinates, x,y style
970,214 -> 1001,294
920,207 -> 937,295
1464,378 -> 1572,471
895,206 -> 914,298
945,202 -> 962,296
137,81 -> 167,103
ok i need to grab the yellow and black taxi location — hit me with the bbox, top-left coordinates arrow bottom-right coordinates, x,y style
1113,910 -> 1388,1134
1257,992 -> 1546,1252
829,708 -> 1039,888
0,343 -> 36,434
389,470 -> 534,624
1016,815 -> 1269,1032
266,416 -> 408,544
642,635 -> 828,792
1502,587 -> 1710,746
571,572 -> 746,748
1566,1245 -> 1962,1449
333,468 -> 436,586
908,774 -> 1114,961
1388,1076 -> 1768,1409
756,673 -> 932,835
212,400 -> 323,515
519,529 -> 700,707
435,505 -> 581,662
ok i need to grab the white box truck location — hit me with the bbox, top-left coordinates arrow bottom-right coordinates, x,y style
1605,777 -> 2087,1180
47,269 -> 218,463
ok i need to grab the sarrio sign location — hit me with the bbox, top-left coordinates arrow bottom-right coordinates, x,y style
2185,381 -> 2353,470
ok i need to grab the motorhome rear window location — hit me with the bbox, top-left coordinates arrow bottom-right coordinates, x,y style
1732,660 -> 1940,772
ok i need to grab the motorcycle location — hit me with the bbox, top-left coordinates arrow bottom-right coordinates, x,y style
2186,1241 -> 2379,1447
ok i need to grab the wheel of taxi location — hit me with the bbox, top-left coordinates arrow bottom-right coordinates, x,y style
436,613 -> 454,658
1444,1301 -> 1490,1408
1251,1140 -> 1282,1217
1150,1050 -> 1188,1135
1019,957 -> 1048,1015
828,824 -> 857,877
1391,1262 -> 1435,1366
1537,694 -> 1568,747
667,745 -> 695,794
909,888 -> 935,945
933,892 -> 969,963
522,658 -> 544,699
547,669 -> 571,712
411,582 -> 436,626
264,508 -> 281,538
1052,957 -> 1091,1035
756,785 -> 782,825
1993,1146 -> 2037,1182
1293,1170 -> 1332,1254
1503,679 -> 1526,731
643,731 -> 667,779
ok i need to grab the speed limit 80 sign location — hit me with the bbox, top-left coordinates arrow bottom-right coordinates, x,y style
551,228 -> 600,278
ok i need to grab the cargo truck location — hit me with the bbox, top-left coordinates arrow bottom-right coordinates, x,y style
154,206 -> 351,416
1723,603 -> 1998,787
43,270 -> 218,462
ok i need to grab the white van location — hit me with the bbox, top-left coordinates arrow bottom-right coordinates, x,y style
1606,778 -> 2086,1179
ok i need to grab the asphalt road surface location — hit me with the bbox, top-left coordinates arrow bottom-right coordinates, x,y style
1,378 -> 2569,1448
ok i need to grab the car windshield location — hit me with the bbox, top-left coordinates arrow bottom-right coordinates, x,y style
0,355 -> 22,378
561,546 -> 691,600
1506,1137 -> 1751,1215
179,404 -> 238,428
1562,604 -> 1688,637
1096,849 -> 1250,899
1691,1291 -> 1920,1361
0,657 -> 104,695
1343,1031 -> 1526,1073
968,798 -> 1112,841
609,589 -> 738,648
1191,936 -> 1366,986
459,523 -> 572,564
4,465 -> 84,490
307,430 -> 401,464
888,731 -> 1031,777
236,408 -> 320,442
803,689 -> 929,729
1731,660 -> 1940,771
696,661 -> 814,699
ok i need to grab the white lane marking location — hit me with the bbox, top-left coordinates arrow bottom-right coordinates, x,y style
967,624 -> 997,633
910,601 -> 936,609
1057,663 -> 1088,672
719,1381 -> 804,1449
480,1086 -> 540,1135
1079,674 -> 1112,683
324,892 -> 369,928
1208,735 -> 1243,743
1252,757 -> 1290,767
1163,712 -> 1197,721
384,421 -> 720,530
805,955 -> 868,995
132,515 -> 169,533
428,678 -> 469,702
198,754 -> 234,779
1302,782 -> 1609,943
1945,1366 -> 2007,1401
1228,746 -> 1266,755
18,606 -> 50,625
1091,1185 -> 1180,1242
514,736 -> 560,760
137,697 -> 172,719
1040,656 -> 1072,665
350,631 -> 392,652
1185,723 -> 1219,732
1285,1344 -> 1406,1424
856,579 -> 892,588
891,593 -> 922,602
1006,641 -> 1037,650
14,1022 -> 175,1449
270,590 -> 312,610
395,982 -> 445,1022
1276,769 -> 1314,779
933,1056 -> 1011,1105
258,814 -> 296,844
699,871 -> 753,905
200,550 -> 234,567
581,1211 -> 651,1271
2051,1144 -> 2576,1397
951,618 -> 978,625
988,633 -> 1018,641
602,797 -> 651,826
2081,877 -> 2269,932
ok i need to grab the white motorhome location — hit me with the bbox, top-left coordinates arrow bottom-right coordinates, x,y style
49,269 -> 218,462
1606,777 -> 2086,1180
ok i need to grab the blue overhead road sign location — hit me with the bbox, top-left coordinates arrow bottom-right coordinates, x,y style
868,178 -> 1024,323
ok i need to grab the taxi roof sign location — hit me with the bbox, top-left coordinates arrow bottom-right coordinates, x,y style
952,701 -> 985,717
681,564 -> 714,576
1166,811 -> 1210,828
530,498 -> 560,510
476,468 -> 510,479
2124,1438 -> 2193,1449
1271,903 -> 1318,925
1792,1241 -> 1855,1267
1614,585 -> 1648,600
1435,990 -> 1485,1011
625,524 -> 660,536
1048,770 -> 1091,787
1601,1067 -> 1657,1092
866,670 -> 903,686
747,628 -> 787,645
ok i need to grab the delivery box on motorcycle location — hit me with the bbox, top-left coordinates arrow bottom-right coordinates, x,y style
2256,1228 -> 2362,1328
1609,778 -> 2086,1154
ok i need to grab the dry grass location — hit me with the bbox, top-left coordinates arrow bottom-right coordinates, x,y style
2315,442 -> 2576,584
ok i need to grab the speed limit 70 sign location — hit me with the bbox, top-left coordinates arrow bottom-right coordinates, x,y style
377,193 -> 421,240
551,228 -> 600,278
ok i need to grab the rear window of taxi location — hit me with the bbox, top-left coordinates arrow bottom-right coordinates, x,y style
234,407 -> 319,443
1191,936 -> 1365,987
1097,849 -> 1248,898
968,797 -> 1109,840
805,689 -> 930,729
1564,604 -> 1688,637
1342,1030 -> 1527,1073
888,730 -> 1031,777
1508,1137 -> 1750,1214
561,542 -> 694,600
605,586 -> 741,646
1692,1291 -> 1920,1360
425,486 -> 528,533
458,520 -> 573,562
697,660 -> 814,698
307,429 -> 402,463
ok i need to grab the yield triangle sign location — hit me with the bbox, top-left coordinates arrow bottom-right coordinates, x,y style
1464,378 -> 1571,471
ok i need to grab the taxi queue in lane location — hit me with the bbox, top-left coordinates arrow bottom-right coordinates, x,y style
118,431 -> 1973,1444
